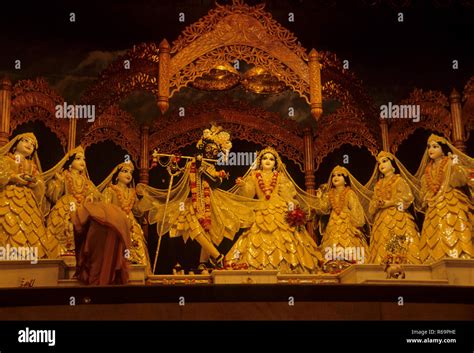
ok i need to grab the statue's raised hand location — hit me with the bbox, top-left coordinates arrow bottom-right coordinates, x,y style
55,172 -> 64,181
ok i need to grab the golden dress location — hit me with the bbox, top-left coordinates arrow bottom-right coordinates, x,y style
418,157 -> 473,262
102,184 -> 151,273
46,169 -> 98,255
368,175 -> 421,264
225,170 -> 322,273
0,153 -> 56,258
317,187 -> 369,257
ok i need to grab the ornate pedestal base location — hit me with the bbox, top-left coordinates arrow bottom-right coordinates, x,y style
338,259 -> 474,285
0,260 -> 67,288
212,270 -> 279,284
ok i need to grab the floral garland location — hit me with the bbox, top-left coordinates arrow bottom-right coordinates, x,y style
190,162 -> 212,231
425,156 -> 448,194
255,171 -> 278,200
329,186 -> 349,215
65,171 -> 89,204
111,184 -> 135,214
374,174 -> 399,203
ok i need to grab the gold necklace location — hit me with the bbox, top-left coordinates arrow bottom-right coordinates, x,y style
329,187 -> 349,215
111,184 -> 135,213
66,170 -> 88,203
375,174 -> 399,201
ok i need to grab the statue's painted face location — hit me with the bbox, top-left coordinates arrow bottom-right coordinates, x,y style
331,172 -> 346,187
427,141 -> 444,160
260,153 -> 276,171
71,153 -> 86,172
117,166 -> 133,185
378,157 -> 394,175
15,137 -> 35,157
204,143 -> 219,158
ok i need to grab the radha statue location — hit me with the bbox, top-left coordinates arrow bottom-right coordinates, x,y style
0,133 -> 58,258
99,161 -> 151,274
415,134 -> 473,262
225,147 -> 322,273
314,165 -> 372,264
43,146 -> 101,256
366,151 -> 421,264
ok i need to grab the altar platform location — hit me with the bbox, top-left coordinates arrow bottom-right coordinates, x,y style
0,259 -> 473,321
1,258 -> 473,288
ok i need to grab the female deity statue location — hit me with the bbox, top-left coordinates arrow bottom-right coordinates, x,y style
0,133 -> 58,258
315,166 -> 372,264
366,151 -> 421,264
43,146 -> 101,256
99,161 -> 151,274
137,125 -> 256,271
225,147 -> 322,273
415,134 -> 473,262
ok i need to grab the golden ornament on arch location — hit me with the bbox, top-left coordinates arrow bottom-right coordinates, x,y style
241,66 -> 286,94
191,63 -> 241,91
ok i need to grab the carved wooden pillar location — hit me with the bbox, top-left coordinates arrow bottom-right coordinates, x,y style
139,124 -> 150,249
0,77 -> 12,146
449,88 -> 465,151
139,124 -> 150,184
158,39 -> 170,115
67,104 -> 77,151
308,49 -> 323,121
303,128 -> 316,195
380,119 -> 390,152
303,128 -> 317,241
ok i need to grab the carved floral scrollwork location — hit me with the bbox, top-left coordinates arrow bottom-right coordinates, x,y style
81,43 -> 160,114
170,45 -> 310,103
80,105 -> 141,162
314,106 -> 380,170
462,76 -> 474,140
171,0 -> 308,61
10,78 -> 68,148
389,89 -> 451,153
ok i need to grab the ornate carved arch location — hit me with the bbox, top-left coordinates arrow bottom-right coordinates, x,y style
11,78 -> 68,149
149,99 -> 305,171
389,89 -> 451,153
314,106 -> 380,170
80,105 -> 141,162
462,75 -> 474,140
82,43 -> 160,114
322,79 -> 378,134
169,2 -> 310,101
81,0 -> 376,131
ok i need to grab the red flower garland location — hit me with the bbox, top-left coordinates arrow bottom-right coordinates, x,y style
425,157 -> 448,194
256,171 -> 278,200
189,162 -> 212,231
